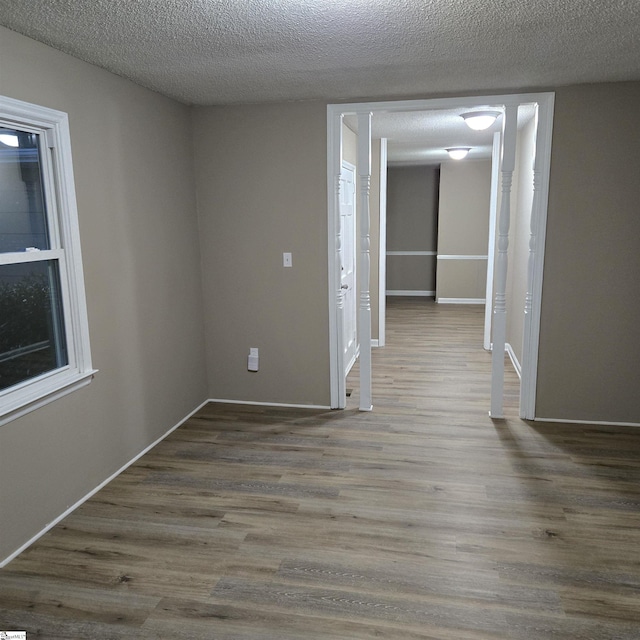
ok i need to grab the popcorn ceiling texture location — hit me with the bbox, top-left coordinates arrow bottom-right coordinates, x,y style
0,0 -> 638,105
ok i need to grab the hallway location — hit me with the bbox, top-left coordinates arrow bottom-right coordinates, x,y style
347,297 -> 520,415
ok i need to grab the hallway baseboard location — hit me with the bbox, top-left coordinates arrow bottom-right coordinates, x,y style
208,398 -> 331,411
437,298 -> 485,304
505,342 -> 522,379
386,290 -> 435,297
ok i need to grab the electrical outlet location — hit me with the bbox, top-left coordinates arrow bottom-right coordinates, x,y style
248,347 -> 259,372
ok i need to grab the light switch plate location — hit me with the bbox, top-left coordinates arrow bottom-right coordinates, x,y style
283,252 -> 292,267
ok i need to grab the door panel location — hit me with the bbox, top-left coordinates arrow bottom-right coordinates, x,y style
340,163 -> 357,375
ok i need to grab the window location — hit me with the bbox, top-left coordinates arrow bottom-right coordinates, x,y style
0,96 -> 95,425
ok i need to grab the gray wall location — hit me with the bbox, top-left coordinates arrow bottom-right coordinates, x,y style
386,165 -> 439,294
192,102 -> 331,406
0,27 -> 208,561
536,82 -> 640,423
436,160 -> 491,300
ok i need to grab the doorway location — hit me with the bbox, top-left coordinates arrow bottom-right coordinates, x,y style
327,93 -> 555,418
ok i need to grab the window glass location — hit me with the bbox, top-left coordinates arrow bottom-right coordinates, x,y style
0,260 -> 68,392
0,127 -> 50,253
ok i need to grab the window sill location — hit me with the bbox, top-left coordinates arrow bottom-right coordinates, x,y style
0,369 -> 98,427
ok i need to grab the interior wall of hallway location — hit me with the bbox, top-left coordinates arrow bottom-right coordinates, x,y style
386,165 -> 439,295
436,160 -> 492,301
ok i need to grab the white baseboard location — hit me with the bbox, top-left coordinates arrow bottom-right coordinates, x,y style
386,250 -> 437,256
386,290 -> 435,296
436,254 -> 489,260
505,343 -> 522,379
371,339 -> 379,348
534,417 -> 640,428
208,398 -> 331,410
437,298 -> 485,304
0,398 -> 211,568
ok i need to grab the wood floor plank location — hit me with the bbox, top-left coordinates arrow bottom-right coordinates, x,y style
143,597 -> 496,640
209,577 -> 513,637
2,298 -> 639,638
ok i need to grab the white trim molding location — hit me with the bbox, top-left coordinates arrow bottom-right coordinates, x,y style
437,254 -> 489,260
0,371 -> 96,428
519,96 -> 556,420
534,417 -> 640,428
437,297 -> 485,304
387,250 -> 437,256
505,343 -> 522,379
357,112 -> 373,412
208,399 -> 332,410
327,110 -> 346,408
484,131 -> 501,351
387,290 -> 436,297
0,398 -> 211,568
490,103 -> 518,419
378,138 -> 388,348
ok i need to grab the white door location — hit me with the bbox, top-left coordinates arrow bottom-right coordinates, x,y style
340,162 -> 358,375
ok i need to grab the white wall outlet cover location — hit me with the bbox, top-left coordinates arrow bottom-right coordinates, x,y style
283,252 -> 292,267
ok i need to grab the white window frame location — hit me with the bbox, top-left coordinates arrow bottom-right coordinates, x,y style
0,95 -> 96,426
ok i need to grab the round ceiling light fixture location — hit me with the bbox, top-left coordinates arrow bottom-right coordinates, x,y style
445,147 -> 471,160
460,110 -> 501,131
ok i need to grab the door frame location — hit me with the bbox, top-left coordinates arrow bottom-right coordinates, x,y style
483,131 -> 502,351
327,92 -> 555,416
377,138 -> 388,348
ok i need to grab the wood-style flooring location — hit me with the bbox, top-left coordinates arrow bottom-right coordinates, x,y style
1,297 -> 640,639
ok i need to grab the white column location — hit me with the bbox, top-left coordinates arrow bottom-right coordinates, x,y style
357,112 -> 373,411
331,113 -> 346,408
520,105 -> 540,418
519,97 -> 554,419
490,105 -> 518,418
378,138 -> 388,348
483,131 -> 501,351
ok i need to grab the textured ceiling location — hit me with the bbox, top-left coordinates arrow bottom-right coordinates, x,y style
0,0 -> 639,106
345,104 -> 536,164
375,107 -> 500,163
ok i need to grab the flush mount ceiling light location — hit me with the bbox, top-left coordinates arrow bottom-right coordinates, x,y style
460,110 -> 501,131
446,147 -> 471,160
